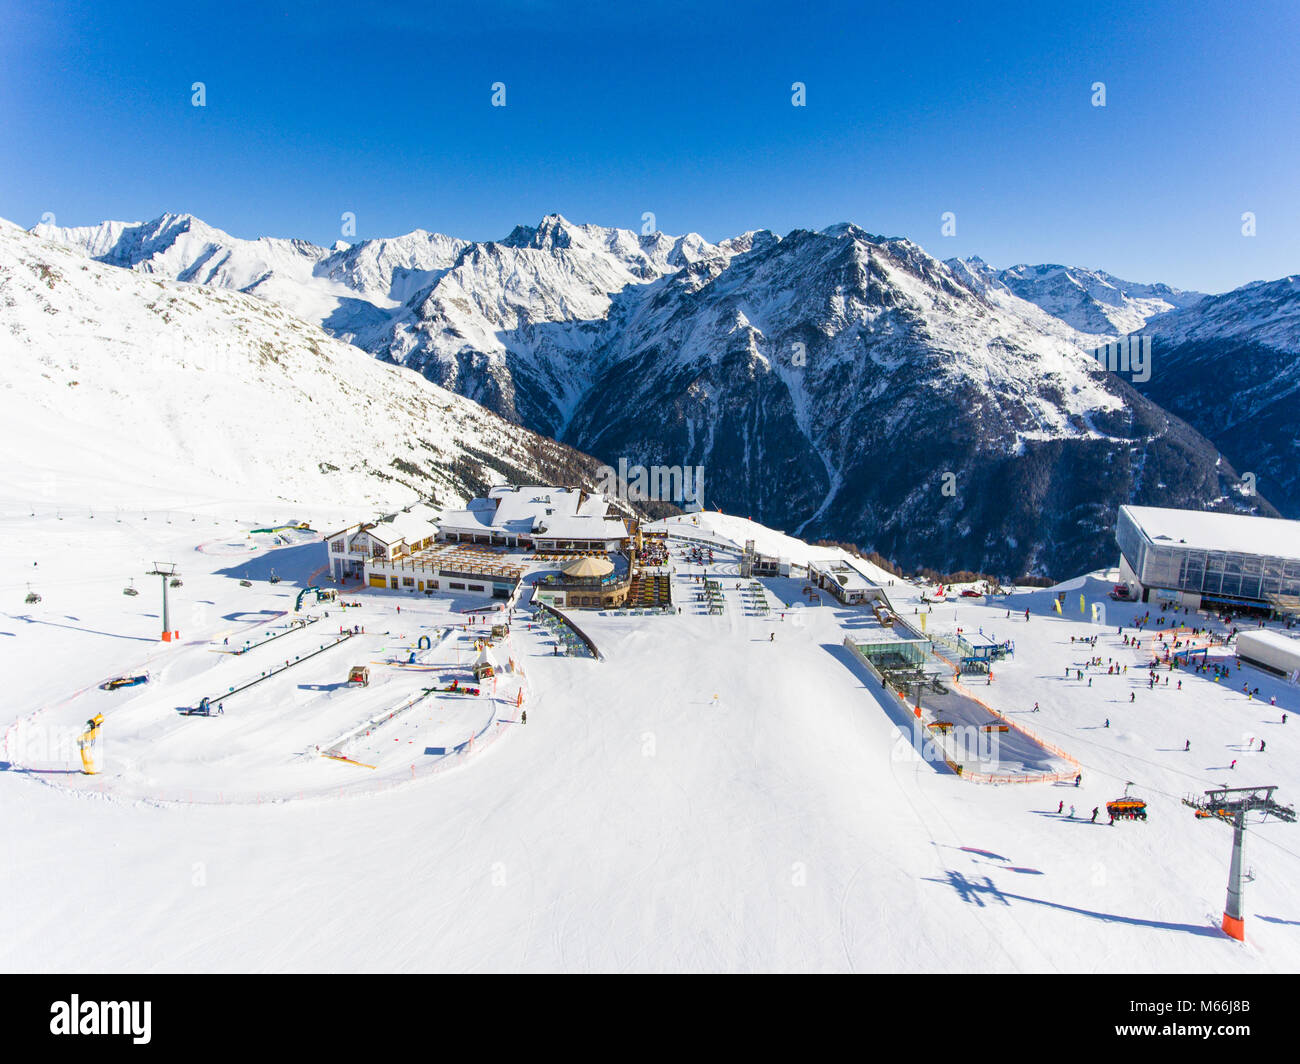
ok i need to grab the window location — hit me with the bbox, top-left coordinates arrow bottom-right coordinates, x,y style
403,578 -> 414,587
469,584 -> 484,592
450,582 -> 465,590
331,540 -> 344,553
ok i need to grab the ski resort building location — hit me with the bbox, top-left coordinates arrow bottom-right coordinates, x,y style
1115,505 -> 1300,615
437,485 -> 632,553
809,559 -> 886,606
325,504 -> 441,582
1234,629 -> 1300,681
740,539 -> 787,578
325,504 -> 524,599
534,555 -> 631,610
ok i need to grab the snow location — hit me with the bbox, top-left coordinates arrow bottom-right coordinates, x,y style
0,218 -> 590,515
4,215 -> 1300,974
5,485 -> 1300,972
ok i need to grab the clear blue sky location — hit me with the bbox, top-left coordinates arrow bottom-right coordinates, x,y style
2,0 -> 1297,292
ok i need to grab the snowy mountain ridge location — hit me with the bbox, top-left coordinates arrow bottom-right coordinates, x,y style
25,210 -> 1293,574
0,218 -> 613,515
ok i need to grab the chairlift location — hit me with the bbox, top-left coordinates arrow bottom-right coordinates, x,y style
170,578 -> 183,588
124,579 -> 139,597
25,584 -> 41,605
269,569 -> 281,584
240,579 -> 253,588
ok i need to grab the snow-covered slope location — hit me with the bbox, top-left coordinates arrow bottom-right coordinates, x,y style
0,218 -> 608,512
4,502 -> 1299,973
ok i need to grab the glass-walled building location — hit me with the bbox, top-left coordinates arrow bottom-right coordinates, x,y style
1115,505 -> 1300,613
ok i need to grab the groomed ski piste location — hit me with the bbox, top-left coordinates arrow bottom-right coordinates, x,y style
3,492 -> 1300,973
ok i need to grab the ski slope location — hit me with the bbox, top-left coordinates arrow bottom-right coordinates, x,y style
3,493 -> 1300,973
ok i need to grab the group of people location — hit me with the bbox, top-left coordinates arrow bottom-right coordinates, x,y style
1056,801 -> 1108,824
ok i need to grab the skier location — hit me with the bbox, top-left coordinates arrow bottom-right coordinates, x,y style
769,632 -> 774,642
1231,759 -> 1237,770
1057,800 -> 1064,814
521,710 -> 527,725
1130,692 -> 1135,703
1104,718 -> 1109,728
1184,739 -> 1190,752
1032,701 -> 1039,713
1091,807 -> 1099,823
1260,739 -> 1266,753
1074,773 -> 1082,787
1068,805 -> 1076,818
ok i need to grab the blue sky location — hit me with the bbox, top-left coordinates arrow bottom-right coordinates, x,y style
2,0 -> 1297,292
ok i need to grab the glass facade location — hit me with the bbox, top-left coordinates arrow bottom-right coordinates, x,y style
1116,508 -> 1300,603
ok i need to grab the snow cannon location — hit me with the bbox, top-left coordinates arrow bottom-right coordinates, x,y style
77,714 -> 104,775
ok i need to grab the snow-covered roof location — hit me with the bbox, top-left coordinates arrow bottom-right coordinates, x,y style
810,558 -> 878,592
438,485 -> 628,541
367,504 -> 440,546
1236,629 -> 1300,657
1122,505 -> 1300,561
535,514 -> 629,541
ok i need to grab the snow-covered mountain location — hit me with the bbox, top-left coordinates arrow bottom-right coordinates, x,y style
550,225 -> 1262,577
0,218 -> 611,513
31,212 -> 472,356
1134,276 -> 1300,517
30,211 -> 1276,576
947,258 -> 1206,336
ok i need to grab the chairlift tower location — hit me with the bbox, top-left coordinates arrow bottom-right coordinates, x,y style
1183,784 -> 1295,941
148,562 -> 181,642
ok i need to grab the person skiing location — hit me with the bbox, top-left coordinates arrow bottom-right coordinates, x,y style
1104,718 -> 1109,728
1231,759 -> 1237,770
1032,701 -> 1039,713
1130,692 -> 1135,703
521,710 -> 527,725
1074,773 -> 1082,787
1184,739 -> 1190,752
1260,739 -> 1266,753
1091,807 -> 1099,823
1057,800 -> 1064,814
1068,805 -> 1076,818
769,632 -> 774,642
